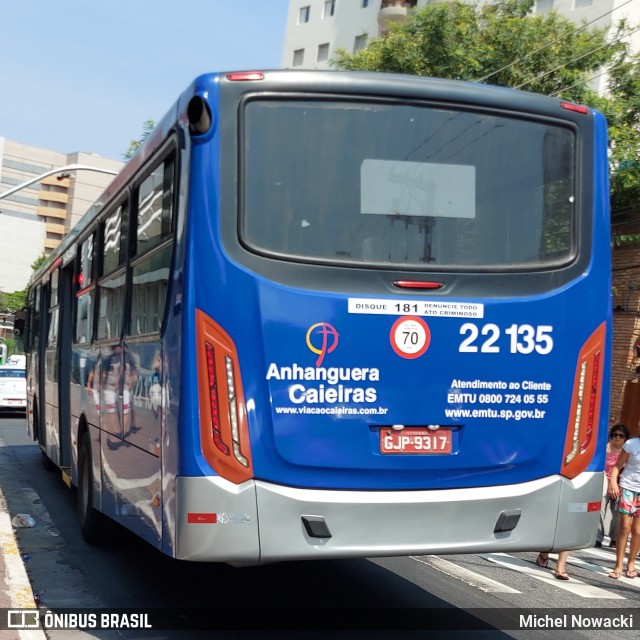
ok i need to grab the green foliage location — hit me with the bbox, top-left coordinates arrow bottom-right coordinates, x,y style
31,253 -> 47,272
123,119 -> 156,160
1,253 -> 47,314
611,232 -> 640,247
2,337 -> 22,357
334,0 -> 640,214
589,43 -> 640,214
335,0 -> 616,101
0,290 -> 26,313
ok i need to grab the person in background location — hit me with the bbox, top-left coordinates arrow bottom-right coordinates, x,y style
607,430 -> 640,579
535,550 -> 570,580
595,424 -> 630,548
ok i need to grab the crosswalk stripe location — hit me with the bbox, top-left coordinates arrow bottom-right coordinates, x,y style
566,553 -> 640,588
480,553 -> 625,599
410,555 -> 520,594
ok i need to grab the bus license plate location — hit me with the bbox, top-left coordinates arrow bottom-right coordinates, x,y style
380,428 -> 452,454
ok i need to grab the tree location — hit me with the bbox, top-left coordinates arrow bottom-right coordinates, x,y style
31,253 -> 47,272
333,0 -> 640,214
335,0 -> 624,101
0,254 -> 47,314
590,51 -> 640,218
123,119 -> 156,160
0,291 -> 26,313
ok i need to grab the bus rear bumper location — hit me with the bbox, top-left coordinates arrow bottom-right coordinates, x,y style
175,472 -> 602,563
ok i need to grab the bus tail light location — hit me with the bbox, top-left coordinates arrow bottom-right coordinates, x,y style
561,322 -> 606,479
196,310 -> 253,483
226,72 -> 264,81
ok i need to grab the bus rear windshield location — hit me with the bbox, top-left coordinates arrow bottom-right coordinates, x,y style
241,98 -> 576,270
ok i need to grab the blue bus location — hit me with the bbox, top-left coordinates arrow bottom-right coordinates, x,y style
23,70 -> 611,564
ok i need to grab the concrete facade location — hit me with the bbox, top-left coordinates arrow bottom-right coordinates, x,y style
0,138 -> 123,293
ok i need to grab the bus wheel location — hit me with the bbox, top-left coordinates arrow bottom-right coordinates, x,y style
77,433 -> 103,542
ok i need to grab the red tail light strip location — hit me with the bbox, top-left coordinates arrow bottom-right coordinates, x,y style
205,342 -> 230,456
580,351 -> 600,455
196,310 -> 253,483
562,322 -> 606,479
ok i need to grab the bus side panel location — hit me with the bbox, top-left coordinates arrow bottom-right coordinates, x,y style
99,339 -> 164,548
175,476 -> 260,562
100,431 -> 162,548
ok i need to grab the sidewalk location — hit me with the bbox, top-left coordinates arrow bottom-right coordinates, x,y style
0,482 -> 46,640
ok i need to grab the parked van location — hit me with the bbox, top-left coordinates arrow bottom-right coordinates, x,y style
0,362 -> 26,414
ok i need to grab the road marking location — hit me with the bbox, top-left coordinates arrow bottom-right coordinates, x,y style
410,555 -> 520,594
565,554 -> 640,588
480,553 -> 625,599
582,546 -> 629,561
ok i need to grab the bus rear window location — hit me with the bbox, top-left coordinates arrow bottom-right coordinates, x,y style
241,99 -> 576,270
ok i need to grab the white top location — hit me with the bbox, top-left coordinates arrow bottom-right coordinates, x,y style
620,437 -> 640,492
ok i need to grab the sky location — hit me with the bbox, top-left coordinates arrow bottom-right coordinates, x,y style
1,1 -> 290,160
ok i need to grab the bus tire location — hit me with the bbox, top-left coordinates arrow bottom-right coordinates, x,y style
77,433 -> 103,543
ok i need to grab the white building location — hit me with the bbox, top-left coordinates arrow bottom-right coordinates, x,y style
282,0 -> 640,94
0,138 -> 123,293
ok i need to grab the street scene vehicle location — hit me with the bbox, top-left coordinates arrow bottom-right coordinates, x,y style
0,362 -> 27,414
22,70 -> 611,564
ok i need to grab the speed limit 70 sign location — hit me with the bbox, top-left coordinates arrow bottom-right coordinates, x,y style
390,316 -> 431,359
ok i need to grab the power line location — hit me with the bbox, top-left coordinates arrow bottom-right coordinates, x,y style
549,57 -> 638,97
514,25 -> 640,91
475,0 -> 638,83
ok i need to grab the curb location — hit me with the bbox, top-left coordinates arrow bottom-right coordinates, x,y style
0,483 -> 47,640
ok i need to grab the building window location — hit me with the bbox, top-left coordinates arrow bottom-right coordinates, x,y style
362,0 -> 369,6
573,0 -> 592,7
293,48 -> 305,67
324,0 -> 335,18
317,43 -> 330,62
535,0 -> 553,12
381,0 -> 417,6
298,5 -> 310,24
353,34 -> 367,53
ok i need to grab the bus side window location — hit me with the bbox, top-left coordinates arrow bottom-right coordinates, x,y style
75,234 -> 96,345
96,201 -> 129,342
129,153 -> 175,337
97,274 -> 125,341
130,243 -> 172,336
135,155 -> 175,257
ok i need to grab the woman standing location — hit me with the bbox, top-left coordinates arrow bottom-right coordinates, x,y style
596,424 -> 630,548
608,431 -> 640,579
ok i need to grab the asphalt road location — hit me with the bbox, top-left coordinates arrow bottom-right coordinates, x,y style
1,415 -> 639,640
